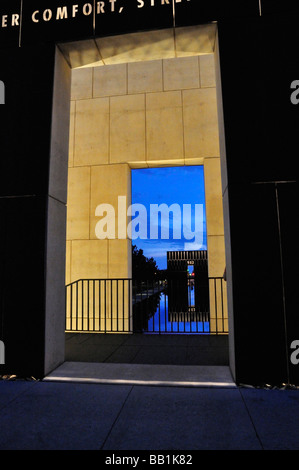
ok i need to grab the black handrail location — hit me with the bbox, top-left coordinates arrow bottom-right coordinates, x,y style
65,278 -> 132,333
65,277 -> 228,335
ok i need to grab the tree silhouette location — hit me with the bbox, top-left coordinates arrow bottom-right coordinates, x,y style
132,244 -> 159,281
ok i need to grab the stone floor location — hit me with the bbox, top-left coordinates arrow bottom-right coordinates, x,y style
1,376 -> 299,450
45,362 -> 235,388
1,333 -> 299,451
65,332 -> 229,366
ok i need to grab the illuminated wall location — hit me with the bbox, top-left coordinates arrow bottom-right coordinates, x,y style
66,27 -> 226,292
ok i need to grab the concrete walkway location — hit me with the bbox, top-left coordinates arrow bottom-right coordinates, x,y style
45,362 -> 235,387
1,363 -> 299,451
65,332 -> 229,366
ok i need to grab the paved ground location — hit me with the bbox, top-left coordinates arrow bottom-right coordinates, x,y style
1,366 -> 299,451
45,362 -> 235,387
1,334 -> 298,452
65,332 -> 229,366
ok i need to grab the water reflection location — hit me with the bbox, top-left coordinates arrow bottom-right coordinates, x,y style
133,283 -> 210,334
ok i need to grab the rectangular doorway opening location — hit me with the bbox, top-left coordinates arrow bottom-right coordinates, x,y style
131,166 -> 227,336
63,36 -> 229,368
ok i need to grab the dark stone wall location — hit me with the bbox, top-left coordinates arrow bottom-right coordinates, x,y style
0,44 -> 58,378
217,16 -> 299,385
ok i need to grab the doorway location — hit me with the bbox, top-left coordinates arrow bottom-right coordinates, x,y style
63,27 -> 230,368
130,165 -> 227,336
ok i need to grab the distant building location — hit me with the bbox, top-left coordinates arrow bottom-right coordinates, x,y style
167,250 -> 209,318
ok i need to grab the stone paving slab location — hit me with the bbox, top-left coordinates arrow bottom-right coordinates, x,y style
65,333 -> 229,365
1,379 -> 299,450
102,386 -> 262,450
44,362 -> 236,388
239,388 -> 299,450
0,380 -> 131,450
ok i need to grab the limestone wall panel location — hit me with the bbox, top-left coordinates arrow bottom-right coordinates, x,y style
90,164 -> 131,241
93,63 -> 127,98
74,97 -> 109,166
71,68 -> 93,101
204,157 -> 224,236
199,54 -> 216,88
66,166 -> 90,241
163,56 -> 200,91
183,88 -> 220,159
146,91 -> 184,162
71,240 -> 108,281
128,60 -> 163,94
110,94 -> 146,164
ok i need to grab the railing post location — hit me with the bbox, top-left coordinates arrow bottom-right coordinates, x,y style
214,278 -> 218,335
65,276 -> 228,335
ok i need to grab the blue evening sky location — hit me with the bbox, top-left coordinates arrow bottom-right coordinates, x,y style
131,166 -> 207,270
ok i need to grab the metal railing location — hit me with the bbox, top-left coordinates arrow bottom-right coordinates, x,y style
65,277 -> 228,335
65,279 -> 132,333
133,277 -> 228,335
